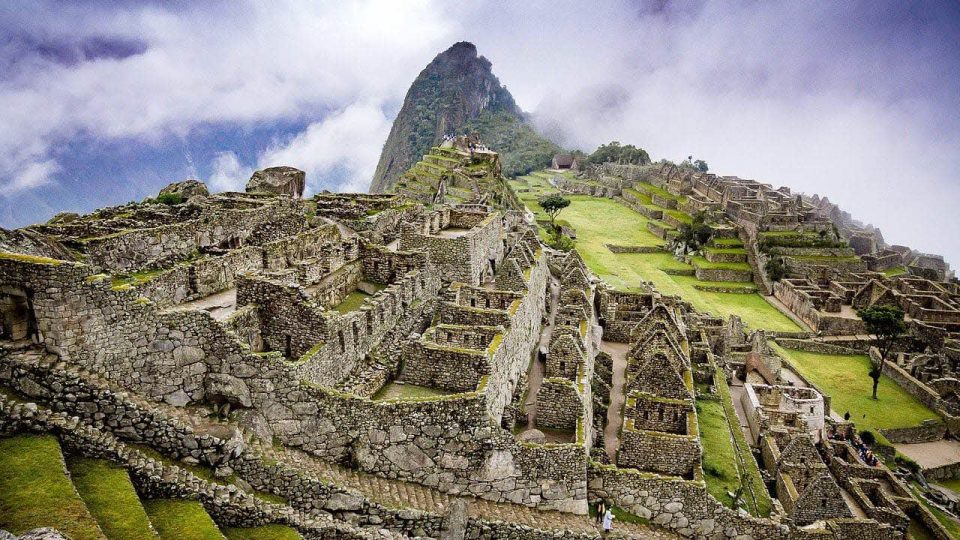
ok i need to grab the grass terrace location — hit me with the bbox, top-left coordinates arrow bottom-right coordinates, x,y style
690,256 -> 753,272
223,525 -> 301,540
883,266 -> 908,277
696,397 -> 740,508
332,290 -> 371,314
505,184 -> 802,331
68,457 -> 160,540
0,435 -> 105,540
144,499 -> 224,540
770,343 -> 941,434
373,382 -> 454,401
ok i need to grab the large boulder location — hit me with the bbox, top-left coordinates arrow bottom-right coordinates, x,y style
159,179 -> 209,199
204,373 -> 252,408
246,166 -> 305,198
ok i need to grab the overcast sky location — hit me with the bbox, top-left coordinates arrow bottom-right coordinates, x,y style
1,1 -> 958,266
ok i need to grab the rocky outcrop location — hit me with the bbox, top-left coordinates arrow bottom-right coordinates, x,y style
246,166 -> 305,198
371,42 -> 560,193
159,179 -> 209,199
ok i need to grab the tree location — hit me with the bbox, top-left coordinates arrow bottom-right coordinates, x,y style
585,141 -> 651,166
676,211 -> 712,252
538,194 -> 570,226
857,304 -> 906,400
694,159 -> 709,172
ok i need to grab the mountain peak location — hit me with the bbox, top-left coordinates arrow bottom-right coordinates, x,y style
370,42 -> 557,193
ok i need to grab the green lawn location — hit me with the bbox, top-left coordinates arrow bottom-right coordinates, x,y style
68,457 -> 159,540
690,256 -> 752,271
332,291 -> 370,314
223,525 -> 301,540
696,398 -> 740,509
770,343 -> 940,431
144,500 -> 224,540
883,266 -> 908,277
934,478 -> 960,494
0,435 -> 105,540
508,184 -> 800,331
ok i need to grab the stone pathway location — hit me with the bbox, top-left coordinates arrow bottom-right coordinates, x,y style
601,340 -> 629,461
169,288 -> 237,320
726,379 -> 756,444
520,276 -> 560,430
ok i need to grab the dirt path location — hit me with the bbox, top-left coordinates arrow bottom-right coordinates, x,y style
895,439 -> 960,469
602,340 -> 630,461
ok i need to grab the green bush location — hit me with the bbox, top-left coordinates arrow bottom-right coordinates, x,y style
764,257 -> 787,281
155,193 -> 183,206
545,226 -> 575,251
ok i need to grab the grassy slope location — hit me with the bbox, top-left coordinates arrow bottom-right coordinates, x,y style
0,435 -> 105,539
222,525 -> 301,540
696,398 -> 740,508
771,343 -> 940,430
68,457 -> 160,540
144,500 -> 224,540
508,177 -> 800,331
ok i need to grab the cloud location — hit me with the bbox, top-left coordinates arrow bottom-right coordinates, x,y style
258,102 -> 392,193
208,151 -> 252,193
454,0 -> 960,265
0,0 -> 454,196
1,0 -> 958,266
3,159 -> 60,192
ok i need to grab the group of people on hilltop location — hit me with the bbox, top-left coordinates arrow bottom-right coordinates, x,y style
594,500 -> 615,536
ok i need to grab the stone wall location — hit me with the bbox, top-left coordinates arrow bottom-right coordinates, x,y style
80,197 -> 308,273
617,418 -> 700,477
536,378 -> 582,430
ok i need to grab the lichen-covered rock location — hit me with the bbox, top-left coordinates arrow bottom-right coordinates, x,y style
246,166 -> 305,198
159,179 -> 209,199
16,529 -> 70,540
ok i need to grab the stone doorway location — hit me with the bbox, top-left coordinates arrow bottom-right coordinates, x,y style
0,285 -> 38,343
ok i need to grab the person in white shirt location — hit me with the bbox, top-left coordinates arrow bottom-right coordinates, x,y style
602,508 -> 614,536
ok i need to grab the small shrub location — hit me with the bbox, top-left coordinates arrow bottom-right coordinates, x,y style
155,192 -> 183,206
546,230 -> 575,251
764,257 -> 787,281
895,454 -> 920,473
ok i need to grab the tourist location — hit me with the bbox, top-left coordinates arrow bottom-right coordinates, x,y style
602,507 -> 614,536
595,500 -> 606,525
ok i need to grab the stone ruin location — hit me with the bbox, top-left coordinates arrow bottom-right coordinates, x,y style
0,145 -> 954,540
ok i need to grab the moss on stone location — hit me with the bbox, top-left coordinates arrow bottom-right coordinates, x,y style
0,251 -> 64,266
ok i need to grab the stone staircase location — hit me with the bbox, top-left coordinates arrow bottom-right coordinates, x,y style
258,443 -> 676,539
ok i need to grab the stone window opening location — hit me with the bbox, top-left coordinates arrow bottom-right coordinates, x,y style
284,335 -> 292,358
338,331 -> 345,353
0,286 -> 38,343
